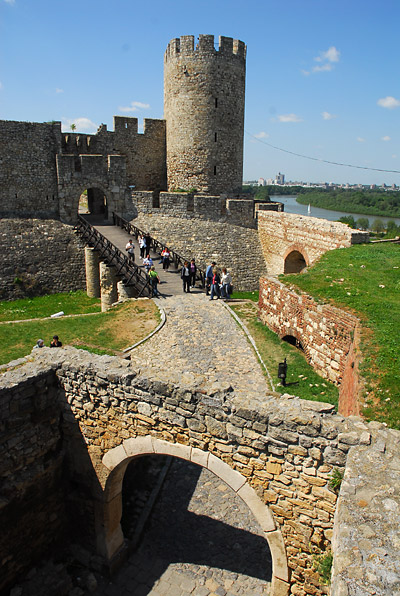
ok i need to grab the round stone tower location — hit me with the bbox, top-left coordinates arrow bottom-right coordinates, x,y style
164,34 -> 246,195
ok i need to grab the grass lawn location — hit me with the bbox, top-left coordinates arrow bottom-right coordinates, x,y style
0,295 -> 160,365
0,290 -> 100,322
280,243 -> 400,428
230,299 -> 339,406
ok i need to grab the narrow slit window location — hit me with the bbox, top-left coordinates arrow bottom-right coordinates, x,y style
215,98 -> 218,108
214,165 -> 217,175
214,132 -> 217,142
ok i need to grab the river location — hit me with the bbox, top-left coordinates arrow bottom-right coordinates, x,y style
270,195 -> 400,227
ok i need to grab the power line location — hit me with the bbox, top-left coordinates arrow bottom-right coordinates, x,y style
245,131 -> 400,175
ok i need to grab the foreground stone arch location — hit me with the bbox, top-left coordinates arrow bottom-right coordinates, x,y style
283,244 -> 309,274
100,435 -> 290,596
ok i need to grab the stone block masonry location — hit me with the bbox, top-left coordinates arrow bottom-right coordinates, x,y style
259,277 -> 362,414
1,348 -> 399,596
0,219 -> 86,301
258,211 -> 369,275
133,213 -> 267,290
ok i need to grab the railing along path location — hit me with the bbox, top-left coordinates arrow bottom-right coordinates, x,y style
113,212 -> 205,287
76,215 -> 152,297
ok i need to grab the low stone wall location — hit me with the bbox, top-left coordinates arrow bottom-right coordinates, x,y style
129,190 -> 281,229
331,423 -> 400,596
0,366 -> 67,592
0,219 -> 86,300
131,214 -> 267,290
2,349 -> 399,596
259,277 -> 360,391
258,212 -> 369,275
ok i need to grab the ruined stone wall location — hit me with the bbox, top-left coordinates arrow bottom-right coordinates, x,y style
1,349 -> 399,596
0,366 -> 67,592
259,277 -> 360,388
164,35 -> 246,194
258,212 -> 369,275
133,213 -> 267,290
0,219 -> 86,300
129,190 -> 261,228
0,120 -> 61,218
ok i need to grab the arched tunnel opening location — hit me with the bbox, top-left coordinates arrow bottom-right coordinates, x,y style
282,334 -> 304,351
284,250 -> 307,274
116,455 -> 273,593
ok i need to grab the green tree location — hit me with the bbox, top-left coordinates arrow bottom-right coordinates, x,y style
386,220 -> 399,238
372,219 -> 385,234
356,217 -> 370,230
338,216 -> 356,228
70,123 -> 76,132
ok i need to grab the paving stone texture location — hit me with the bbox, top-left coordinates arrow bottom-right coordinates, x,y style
95,458 -> 272,596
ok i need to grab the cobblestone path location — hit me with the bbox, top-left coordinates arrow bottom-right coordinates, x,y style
129,292 -> 270,403
95,459 -> 272,595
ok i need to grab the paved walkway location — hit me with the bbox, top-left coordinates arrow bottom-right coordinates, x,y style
95,459 -> 272,596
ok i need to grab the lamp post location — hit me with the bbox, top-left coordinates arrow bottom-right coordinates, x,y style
278,358 -> 287,386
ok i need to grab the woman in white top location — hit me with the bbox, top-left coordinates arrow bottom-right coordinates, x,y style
220,268 -> 232,299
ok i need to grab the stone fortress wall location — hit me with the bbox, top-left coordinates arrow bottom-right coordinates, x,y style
0,219 -> 86,301
1,348 -> 399,596
164,34 -> 246,195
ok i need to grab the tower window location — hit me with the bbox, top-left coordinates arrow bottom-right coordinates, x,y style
214,166 -> 217,175
215,98 -> 218,108
214,132 -> 217,142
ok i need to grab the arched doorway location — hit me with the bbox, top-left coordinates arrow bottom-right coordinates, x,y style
78,187 -> 108,219
282,334 -> 304,351
284,250 -> 307,274
100,436 -> 290,595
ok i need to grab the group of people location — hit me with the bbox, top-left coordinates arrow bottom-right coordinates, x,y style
180,259 -> 197,293
34,335 -> 62,349
205,261 -> 233,300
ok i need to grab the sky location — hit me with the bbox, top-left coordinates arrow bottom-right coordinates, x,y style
1,0 -> 399,186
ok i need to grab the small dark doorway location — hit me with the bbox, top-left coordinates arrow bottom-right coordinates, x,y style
282,334 -> 304,351
78,187 -> 107,219
284,250 -> 307,274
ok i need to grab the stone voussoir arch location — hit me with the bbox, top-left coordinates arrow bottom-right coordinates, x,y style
283,243 -> 310,274
101,435 -> 290,596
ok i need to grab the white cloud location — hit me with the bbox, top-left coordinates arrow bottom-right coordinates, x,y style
118,101 -> 150,113
312,63 -> 333,73
315,46 -> 340,63
322,111 -> 336,120
392,154 -> 397,159
55,88 -> 64,94
277,113 -> 303,123
381,136 -> 391,141
61,117 -> 98,133
357,137 -> 366,143
377,96 -> 400,109
4,0 -> 15,4
254,131 -> 269,139
301,69 -> 310,76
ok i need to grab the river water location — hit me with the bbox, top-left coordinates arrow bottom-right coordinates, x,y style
271,195 -> 400,227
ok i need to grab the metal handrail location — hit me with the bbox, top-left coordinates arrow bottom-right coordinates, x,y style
76,215 -> 152,297
113,212 -> 205,287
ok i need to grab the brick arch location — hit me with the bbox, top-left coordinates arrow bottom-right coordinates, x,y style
283,244 -> 309,274
278,327 -> 312,363
99,435 -> 290,596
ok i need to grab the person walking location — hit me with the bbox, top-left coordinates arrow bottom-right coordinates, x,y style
162,247 -> 171,271
210,267 -> 221,300
148,266 -> 161,297
181,261 -> 191,293
220,267 -> 233,299
205,261 -> 216,296
139,235 -> 146,259
189,258 -> 197,288
143,254 -> 153,273
125,238 -> 135,261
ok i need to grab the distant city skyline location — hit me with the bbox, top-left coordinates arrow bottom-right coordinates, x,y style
1,0 -> 399,186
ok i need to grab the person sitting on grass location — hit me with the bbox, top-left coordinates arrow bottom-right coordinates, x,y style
33,339 -> 45,349
50,335 -> 62,348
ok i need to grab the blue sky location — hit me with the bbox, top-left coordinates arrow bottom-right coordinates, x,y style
1,0 -> 399,185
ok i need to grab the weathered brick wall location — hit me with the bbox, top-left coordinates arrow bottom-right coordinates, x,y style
259,277 -> 360,387
0,219 -> 86,300
133,213 -> 267,290
0,120 -> 61,218
164,35 -> 246,195
258,212 -> 369,275
0,367 -> 67,592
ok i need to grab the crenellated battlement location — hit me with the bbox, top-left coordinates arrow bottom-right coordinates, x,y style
164,34 -> 246,62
